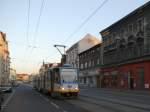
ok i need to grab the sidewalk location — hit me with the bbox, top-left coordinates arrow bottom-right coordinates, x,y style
99,88 -> 150,95
79,85 -> 150,95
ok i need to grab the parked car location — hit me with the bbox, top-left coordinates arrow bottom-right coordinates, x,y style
0,85 -> 12,93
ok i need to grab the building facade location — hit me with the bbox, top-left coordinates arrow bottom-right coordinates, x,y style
10,68 -> 17,84
0,32 -> 10,86
66,43 -> 78,68
66,33 -> 100,69
100,1 -> 150,90
16,74 -> 29,82
79,43 -> 102,87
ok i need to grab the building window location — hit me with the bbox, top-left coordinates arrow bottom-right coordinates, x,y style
128,24 -> 133,33
82,63 -> 84,69
92,60 -> 94,67
120,29 -> 125,38
84,77 -> 86,84
137,18 -> 144,31
96,47 -> 99,51
85,62 -> 87,68
110,35 -> 113,44
89,60 -> 91,67
97,58 -> 100,65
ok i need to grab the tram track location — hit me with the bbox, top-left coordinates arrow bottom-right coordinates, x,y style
80,90 -> 150,105
78,94 -> 150,112
36,91 -> 91,112
67,98 -> 123,112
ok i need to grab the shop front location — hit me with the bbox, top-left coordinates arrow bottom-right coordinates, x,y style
101,60 -> 150,90
79,68 -> 100,87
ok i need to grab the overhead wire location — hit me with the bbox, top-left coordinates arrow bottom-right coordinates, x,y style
33,0 -> 45,43
29,0 -> 46,56
33,0 -> 109,73
43,0 -> 109,64
23,0 -> 31,62
62,0 -> 109,45
26,0 -> 30,45
25,0 -> 46,72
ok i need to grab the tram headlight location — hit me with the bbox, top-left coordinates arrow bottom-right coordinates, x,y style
75,87 -> 79,90
61,87 -> 65,90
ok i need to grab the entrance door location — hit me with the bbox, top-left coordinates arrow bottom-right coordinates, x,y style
128,71 -> 134,89
97,76 -> 100,88
138,68 -> 145,89
130,77 -> 134,89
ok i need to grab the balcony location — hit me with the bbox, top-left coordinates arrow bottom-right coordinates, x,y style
104,43 -> 117,53
127,35 -> 136,45
136,30 -> 144,44
119,38 -> 126,48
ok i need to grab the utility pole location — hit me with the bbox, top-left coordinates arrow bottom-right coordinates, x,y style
54,44 -> 66,65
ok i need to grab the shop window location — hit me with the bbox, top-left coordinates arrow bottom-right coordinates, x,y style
84,77 -> 86,84
89,77 -> 93,84
137,68 -> 145,89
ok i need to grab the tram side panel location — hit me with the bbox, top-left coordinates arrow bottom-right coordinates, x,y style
51,68 -> 61,97
44,70 -> 51,94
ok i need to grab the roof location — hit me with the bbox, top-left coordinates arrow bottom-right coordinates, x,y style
79,43 -> 101,55
100,1 -> 150,35
66,33 -> 100,53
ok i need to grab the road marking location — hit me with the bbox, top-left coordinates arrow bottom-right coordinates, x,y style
34,92 -> 60,110
80,89 -> 88,91
3,90 -> 16,105
43,97 -> 49,102
50,102 -> 59,109
37,93 -> 50,102
1,105 -> 8,109
63,110 -> 68,112
1,90 -> 16,111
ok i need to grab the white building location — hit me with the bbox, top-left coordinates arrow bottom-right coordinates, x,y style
66,33 -> 100,69
0,31 -> 10,86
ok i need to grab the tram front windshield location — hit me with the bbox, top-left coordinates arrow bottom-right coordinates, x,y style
61,69 -> 78,83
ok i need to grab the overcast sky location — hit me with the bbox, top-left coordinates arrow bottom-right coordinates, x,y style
0,0 -> 149,74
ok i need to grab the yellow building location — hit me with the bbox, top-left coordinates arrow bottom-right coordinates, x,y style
0,31 -> 10,86
16,74 -> 29,81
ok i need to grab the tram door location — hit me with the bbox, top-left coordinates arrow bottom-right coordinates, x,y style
51,70 -> 54,92
43,74 -> 46,89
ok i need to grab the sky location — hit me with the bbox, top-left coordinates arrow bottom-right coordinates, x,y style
0,0 -> 149,74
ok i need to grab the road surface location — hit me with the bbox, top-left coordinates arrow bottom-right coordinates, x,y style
1,84 -> 87,112
1,84 -> 150,112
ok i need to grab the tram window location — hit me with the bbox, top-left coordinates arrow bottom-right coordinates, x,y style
55,77 -> 60,83
54,71 -> 60,83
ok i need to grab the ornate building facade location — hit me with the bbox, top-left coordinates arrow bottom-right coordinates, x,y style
100,1 -> 150,90
0,31 -> 10,86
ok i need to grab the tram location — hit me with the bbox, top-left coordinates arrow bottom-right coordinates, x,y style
34,64 -> 79,98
